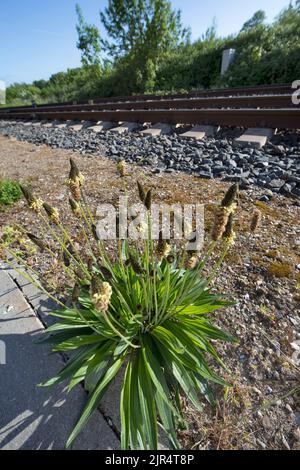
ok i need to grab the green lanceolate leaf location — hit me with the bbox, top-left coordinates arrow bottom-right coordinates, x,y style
155,391 -> 180,450
156,342 -> 203,412
52,334 -> 104,352
67,355 -> 125,448
85,341 -> 115,392
137,350 -> 158,450
141,335 -> 178,417
39,344 -> 100,388
120,356 -> 132,450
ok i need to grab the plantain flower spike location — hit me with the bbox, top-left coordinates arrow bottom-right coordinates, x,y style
27,233 -> 47,252
137,181 -> 146,203
67,159 -> 84,201
144,189 -> 152,211
0,246 -> 7,261
20,184 -> 43,214
212,185 -> 239,241
91,275 -> 112,312
156,232 -> 171,261
221,184 -> 239,209
43,203 -> 60,225
184,252 -> 199,270
211,207 -> 229,241
71,283 -> 80,303
128,253 -> 145,275
69,198 -> 81,218
166,254 -> 175,264
69,158 -> 84,186
117,160 -> 126,177
250,208 -> 262,233
222,213 -> 236,246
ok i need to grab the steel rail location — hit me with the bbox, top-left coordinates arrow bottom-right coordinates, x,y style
1,108 -> 299,129
0,94 -> 297,114
0,83 -> 294,113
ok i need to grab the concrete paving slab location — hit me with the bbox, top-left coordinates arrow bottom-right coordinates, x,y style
0,269 -> 119,450
81,121 -> 95,130
140,123 -> 172,137
51,120 -> 67,129
89,121 -> 115,133
31,121 -> 44,127
67,121 -> 84,131
179,125 -> 216,140
234,128 -> 274,149
108,122 -> 140,134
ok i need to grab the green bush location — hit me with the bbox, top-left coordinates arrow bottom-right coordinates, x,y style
0,180 -> 22,208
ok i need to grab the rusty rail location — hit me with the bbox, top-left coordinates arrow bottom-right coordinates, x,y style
0,83 -> 294,113
1,108 -> 299,129
0,94 -> 297,114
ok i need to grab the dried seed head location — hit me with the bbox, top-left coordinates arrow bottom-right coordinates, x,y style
144,189 -> 152,211
221,184 -> 239,208
69,198 -> 81,217
27,233 -> 47,252
250,209 -> 262,233
71,283 -> 80,303
117,160 -> 126,177
43,203 -> 60,225
211,207 -> 230,241
137,181 -> 146,203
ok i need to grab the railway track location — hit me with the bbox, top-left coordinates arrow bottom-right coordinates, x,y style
0,83 -> 299,130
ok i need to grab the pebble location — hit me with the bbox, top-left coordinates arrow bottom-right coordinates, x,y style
281,434 -> 290,450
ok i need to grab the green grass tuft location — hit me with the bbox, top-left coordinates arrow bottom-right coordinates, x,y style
0,180 -> 22,208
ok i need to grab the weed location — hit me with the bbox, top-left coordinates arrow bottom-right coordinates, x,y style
0,180 -> 22,208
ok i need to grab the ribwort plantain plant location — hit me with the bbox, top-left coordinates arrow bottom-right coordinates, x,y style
1,160 -> 243,450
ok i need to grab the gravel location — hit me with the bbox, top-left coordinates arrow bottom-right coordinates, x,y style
1,120 -> 300,199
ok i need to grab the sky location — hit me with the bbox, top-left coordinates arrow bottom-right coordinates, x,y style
0,0 -> 294,86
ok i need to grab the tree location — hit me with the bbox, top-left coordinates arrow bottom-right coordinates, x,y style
241,10 -> 266,32
100,0 -> 190,60
76,4 -> 101,67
